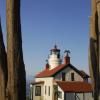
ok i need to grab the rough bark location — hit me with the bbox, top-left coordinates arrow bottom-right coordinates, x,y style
0,18 -> 8,100
6,0 -> 26,100
89,0 -> 100,99
96,0 -> 100,99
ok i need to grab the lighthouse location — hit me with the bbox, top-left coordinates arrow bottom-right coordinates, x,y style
30,45 -> 93,100
48,45 -> 62,70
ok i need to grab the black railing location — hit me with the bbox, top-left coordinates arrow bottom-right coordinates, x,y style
75,94 -> 81,100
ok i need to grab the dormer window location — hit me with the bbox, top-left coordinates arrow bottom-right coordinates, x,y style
71,73 -> 74,81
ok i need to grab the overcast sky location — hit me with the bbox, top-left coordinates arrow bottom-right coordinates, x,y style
0,0 -> 91,76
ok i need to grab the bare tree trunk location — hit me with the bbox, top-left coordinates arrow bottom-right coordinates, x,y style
89,0 -> 100,99
0,18 -> 8,100
6,0 -> 26,100
96,0 -> 100,99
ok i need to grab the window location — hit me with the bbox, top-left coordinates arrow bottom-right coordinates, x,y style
58,91 -> 62,98
71,73 -> 74,81
35,86 -> 41,96
48,86 -> 50,96
62,72 -> 66,81
45,86 -> 46,94
57,54 -> 60,58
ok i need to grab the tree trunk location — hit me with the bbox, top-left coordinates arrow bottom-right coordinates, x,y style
6,0 -> 26,100
96,0 -> 100,99
89,0 -> 100,99
0,18 -> 8,100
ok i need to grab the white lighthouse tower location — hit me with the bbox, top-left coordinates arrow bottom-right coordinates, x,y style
48,45 -> 62,70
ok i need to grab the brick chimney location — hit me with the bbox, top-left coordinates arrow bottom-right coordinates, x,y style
64,56 -> 70,64
45,60 -> 49,70
64,50 -> 70,64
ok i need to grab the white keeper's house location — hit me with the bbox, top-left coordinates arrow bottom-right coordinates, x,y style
30,45 -> 93,100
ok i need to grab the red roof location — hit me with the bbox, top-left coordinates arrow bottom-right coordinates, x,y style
35,64 -> 89,78
35,64 -> 65,78
56,81 -> 92,92
50,45 -> 60,52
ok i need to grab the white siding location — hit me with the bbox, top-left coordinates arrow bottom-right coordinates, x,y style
54,66 -> 83,81
84,93 -> 93,100
75,93 -> 93,100
58,85 -> 64,100
33,84 -> 44,100
35,77 -> 54,100
76,93 -> 84,100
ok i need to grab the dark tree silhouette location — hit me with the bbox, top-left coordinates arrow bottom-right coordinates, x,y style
0,18 -> 8,100
6,0 -> 26,100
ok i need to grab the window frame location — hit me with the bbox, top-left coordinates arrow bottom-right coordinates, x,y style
48,86 -> 50,96
45,86 -> 46,95
71,72 -> 75,81
62,72 -> 66,81
35,86 -> 41,96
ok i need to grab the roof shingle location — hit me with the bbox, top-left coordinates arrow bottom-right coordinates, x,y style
35,64 -> 89,78
56,81 -> 92,92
